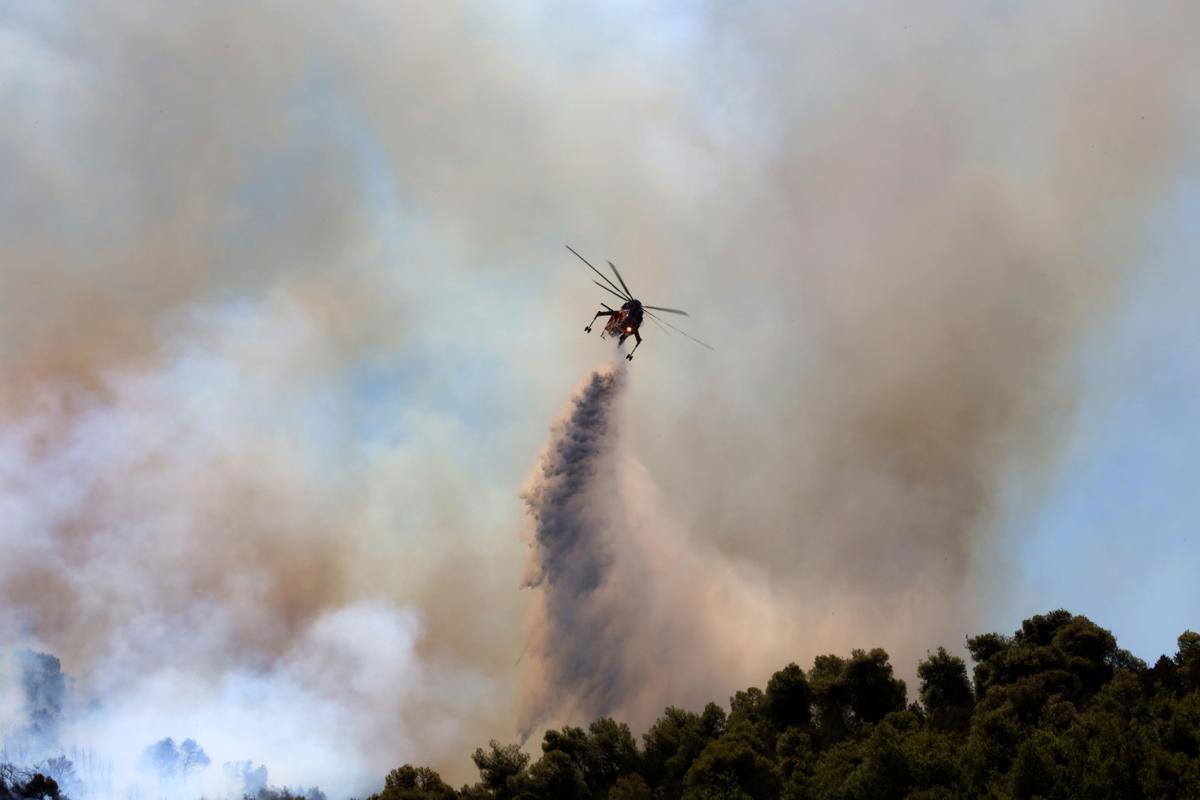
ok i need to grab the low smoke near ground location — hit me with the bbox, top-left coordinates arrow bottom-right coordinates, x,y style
2,0 -> 1199,793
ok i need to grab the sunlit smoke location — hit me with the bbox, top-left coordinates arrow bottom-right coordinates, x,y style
518,365 -> 809,737
1,0 -> 1198,793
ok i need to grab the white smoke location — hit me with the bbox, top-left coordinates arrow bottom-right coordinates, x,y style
0,294 -> 494,797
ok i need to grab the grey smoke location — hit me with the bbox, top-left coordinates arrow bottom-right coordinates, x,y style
1,0 -> 1199,790
518,366 -> 631,735
517,365 -> 810,737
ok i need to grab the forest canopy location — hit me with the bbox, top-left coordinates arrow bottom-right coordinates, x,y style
368,610 -> 1200,800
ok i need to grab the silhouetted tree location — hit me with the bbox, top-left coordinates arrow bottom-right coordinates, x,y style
608,773 -> 651,800
511,750 -> 587,800
642,706 -> 721,799
681,721 -> 780,800
392,609 -> 1200,800
369,765 -> 455,800
917,647 -> 973,731
179,739 -> 211,777
765,664 -> 812,732
140,737 -> 210,781
470,741 -> 529,800
16,652 -> 65,750
20,774 -> 58,800
1176,630 -> 1200,693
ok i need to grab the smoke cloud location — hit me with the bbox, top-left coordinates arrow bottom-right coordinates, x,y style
518,364 -> 813,736
518,366 -> 630,735
1,0 -> 1199,792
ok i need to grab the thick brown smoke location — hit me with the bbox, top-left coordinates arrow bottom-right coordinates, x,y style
1,0 -> 1198,791
628,0 -> 1200,675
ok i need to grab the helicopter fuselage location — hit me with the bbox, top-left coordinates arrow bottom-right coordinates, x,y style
602,300 -> 644,341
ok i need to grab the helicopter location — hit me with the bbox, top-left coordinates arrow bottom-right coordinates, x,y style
566,245 -> 714,361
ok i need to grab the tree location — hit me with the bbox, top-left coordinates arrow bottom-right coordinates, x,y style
140,737 -> 210,780
811,649 -> 906,744
809,654 -> 853,744
369,765 -> 456,800
512,751 -> 587,800
20,774 -> 58,800
765,663 -> 813,732
35,758 -> 79,799
226,761 -> 270,795
16,652 -> 66,750
843,649 -> 907,725
142,738 -> 180,779
1176,630 -> 1200,693
917,648 -> 973,731
444,612 -> 1200,800
681,722 -> 780,800
584,717 -> 641,794
609,773 -> 652,800
471,741 -> 529,800
642,706 -> 720,798
179,739 -> 211,777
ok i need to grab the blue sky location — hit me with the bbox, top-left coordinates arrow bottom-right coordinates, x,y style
1000,175 -> 1200,660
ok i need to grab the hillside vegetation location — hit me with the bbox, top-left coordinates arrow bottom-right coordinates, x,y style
373,610 -> 1200,800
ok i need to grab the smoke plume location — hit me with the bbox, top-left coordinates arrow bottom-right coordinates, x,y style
2,0 -> 1199,792
518,365 -> 811,736
518,366 -> 630,735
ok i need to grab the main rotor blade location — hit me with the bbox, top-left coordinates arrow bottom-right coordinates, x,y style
608,261 -> 633,299
593,280 -> 630,303
646,315 -> 671,335
643,304 -> 690,316
567,245 -> 629,298
645,310 -> 715,351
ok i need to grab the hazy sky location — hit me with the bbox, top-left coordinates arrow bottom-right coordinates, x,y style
1,0 -> 1198,793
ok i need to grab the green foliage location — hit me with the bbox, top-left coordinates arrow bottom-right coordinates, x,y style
469,741 -> 529,800
681,721 -> 780,800
511,751 -> 587,800
608,773 -> 652,800
376,610 -> 1200,800
642,706 -> 723,798
1176,630 -> 1200,693
369,766 -> 456,800
917,647 -> 973,732
530,718 -> 641,798
766,664 -> 813,732
810,649 -> 906,746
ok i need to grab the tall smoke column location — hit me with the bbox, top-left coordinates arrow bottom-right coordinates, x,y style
516,363 -> 795,738
517,365 -> 633,736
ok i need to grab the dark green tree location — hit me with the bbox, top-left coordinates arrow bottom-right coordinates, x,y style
811,648 -> 906,745
642,706 -> 722,799
1176,630 -> 1200,693
470,741 -> 530,800
369,766 -> 456,800
917,648 -> 973,732
765,663 -> 813,732
512,751 -> 587,800
436,611 -> 1200,800
681,721 -> 781,800
608,773 -> 652,800
584,717 -> 641,794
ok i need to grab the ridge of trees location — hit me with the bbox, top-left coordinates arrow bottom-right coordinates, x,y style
371,610 -> 1200,800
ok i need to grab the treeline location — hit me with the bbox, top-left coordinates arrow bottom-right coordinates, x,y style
0,764 -> 65,800
372,610 -> 1200,800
